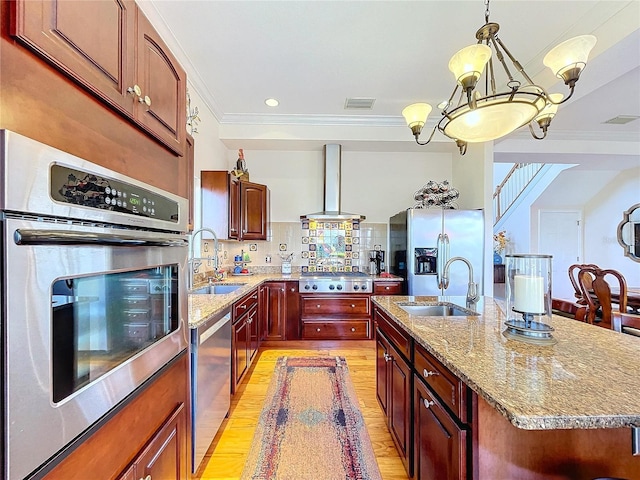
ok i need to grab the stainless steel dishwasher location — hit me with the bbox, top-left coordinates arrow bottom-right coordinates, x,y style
191,306 -> 232,473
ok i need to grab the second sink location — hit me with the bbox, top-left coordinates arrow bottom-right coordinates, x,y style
191,283 -> 245,295
399,303 -> 479,317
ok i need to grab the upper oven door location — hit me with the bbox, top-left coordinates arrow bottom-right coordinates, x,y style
3,216 -> 188,480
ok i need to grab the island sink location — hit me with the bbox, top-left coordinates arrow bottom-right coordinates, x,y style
399,303 -> 479,317
191,283 -> 245,295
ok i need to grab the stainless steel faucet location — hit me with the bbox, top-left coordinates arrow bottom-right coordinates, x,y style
188,228 -> 219,289
442,256 -> 478,304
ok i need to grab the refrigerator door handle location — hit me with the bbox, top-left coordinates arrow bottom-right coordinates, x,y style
441,233 -> 451,289
437,233 -> 444,289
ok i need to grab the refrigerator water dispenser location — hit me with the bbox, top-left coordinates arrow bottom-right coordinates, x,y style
415,248 -> 437,274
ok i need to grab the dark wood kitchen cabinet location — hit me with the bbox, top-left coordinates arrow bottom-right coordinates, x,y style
373,279 -> 403,295
226,178 -> 269,241
261,281 -> 300,341
11,0 -> 186,155
231,288 -> 259,392
300,294 -> 372,340
41,353 -> 189,480
201,171 -> 269,241
374,307 -> 412,476
117,403 -> 188,480
413,342 -> 471,479
414,375 -> 467,480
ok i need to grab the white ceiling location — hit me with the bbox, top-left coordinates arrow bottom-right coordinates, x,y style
140,0 -> 640,169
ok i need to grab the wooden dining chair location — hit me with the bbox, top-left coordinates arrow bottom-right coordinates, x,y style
565,263 -> 599,321
577,266 -> 628,329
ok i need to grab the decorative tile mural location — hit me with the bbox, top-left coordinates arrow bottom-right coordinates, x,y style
300,220 -> 361,272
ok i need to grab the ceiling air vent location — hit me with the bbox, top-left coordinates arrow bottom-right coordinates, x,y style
602,115 -> 640,125
344,97 -> 376,110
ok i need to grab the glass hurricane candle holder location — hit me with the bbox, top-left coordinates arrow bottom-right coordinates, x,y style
504,254 -> 555,345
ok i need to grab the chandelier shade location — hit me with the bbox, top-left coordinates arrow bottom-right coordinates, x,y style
401,0 -> 596,154
402,103 -> 432,136
543,35 -> 597,84
441,89 -> 546,143
534,93 -> 564,124
448,44 -> 492,90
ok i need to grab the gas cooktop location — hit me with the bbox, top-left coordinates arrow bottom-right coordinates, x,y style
299,271 -> 372,293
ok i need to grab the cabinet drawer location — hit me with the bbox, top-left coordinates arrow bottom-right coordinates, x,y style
300,296 -> 370,316
374,281 -> 403,295
301,320 -> 370,339
374,307 -> 412,361
414,343 -> 469,423
233,289 -> 259,320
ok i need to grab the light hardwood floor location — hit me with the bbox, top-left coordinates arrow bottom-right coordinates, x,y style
195,341 -> 410,480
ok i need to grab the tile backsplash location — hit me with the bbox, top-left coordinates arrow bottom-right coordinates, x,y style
199,221 -> 388,275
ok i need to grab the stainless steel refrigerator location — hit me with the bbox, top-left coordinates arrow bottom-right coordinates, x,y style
389,208 -> 484,296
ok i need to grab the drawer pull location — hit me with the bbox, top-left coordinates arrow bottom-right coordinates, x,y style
423,399 -> 434,409
240,304 -> 247,309
385,286 -> 390,290
351,327 -> 356,332
423,369 -> 439,378
316,327 -> 321,332
351,304 -> 355,308
316,304 -> 321,308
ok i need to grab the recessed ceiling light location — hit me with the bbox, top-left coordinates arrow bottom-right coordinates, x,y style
265,98 -> 279,107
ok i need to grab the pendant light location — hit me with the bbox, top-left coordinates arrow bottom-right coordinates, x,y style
402,0 -> 596,155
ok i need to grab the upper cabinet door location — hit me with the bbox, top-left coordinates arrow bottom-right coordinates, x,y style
135,9 -> 186,156
241,182 -> 268,240
11,0 -> 187,156
11,0 -> 136,115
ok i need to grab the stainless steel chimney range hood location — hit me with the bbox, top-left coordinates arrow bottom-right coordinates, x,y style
300,144 -> 365,222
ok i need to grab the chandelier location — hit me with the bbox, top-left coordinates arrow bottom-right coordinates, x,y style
401,0 -> 596,155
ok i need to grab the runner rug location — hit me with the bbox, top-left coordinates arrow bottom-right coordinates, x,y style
240,356 -> 382,480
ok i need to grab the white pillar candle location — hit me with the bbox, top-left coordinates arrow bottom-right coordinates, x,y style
513,274 -> 545,314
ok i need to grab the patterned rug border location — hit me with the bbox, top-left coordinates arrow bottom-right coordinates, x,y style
240,356 -> 382,480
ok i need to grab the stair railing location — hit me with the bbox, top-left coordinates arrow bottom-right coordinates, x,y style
493,163 -> 545,225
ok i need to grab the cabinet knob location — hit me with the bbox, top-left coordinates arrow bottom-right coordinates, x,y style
316,304 -> 321,308
385,286 -> 390,290
316,328 -> 321,332
351,304 -> 355,308
350,327 -> 356,332
139,95 -> 152,106
423,369 -> 439,378
240,304 -> 247,309
383,353 -> 391,362
281,288 -> 285,292
290,288 -> 295,292
423,399 -> 434,409
127,84 -> 142,96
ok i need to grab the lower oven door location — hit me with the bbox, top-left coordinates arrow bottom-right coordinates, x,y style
3,217 -> 189,480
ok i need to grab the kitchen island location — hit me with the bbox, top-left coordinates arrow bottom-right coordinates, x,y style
371,295 -> 640,479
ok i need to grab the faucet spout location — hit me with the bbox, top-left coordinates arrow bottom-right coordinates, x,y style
188,228 -> 219,289
442,256 -> 478,304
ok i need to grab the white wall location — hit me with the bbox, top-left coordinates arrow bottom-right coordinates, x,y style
583,166 -> 640,286
226,149 -> 455,223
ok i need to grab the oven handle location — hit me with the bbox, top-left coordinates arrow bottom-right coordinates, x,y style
14,229 -> 188,247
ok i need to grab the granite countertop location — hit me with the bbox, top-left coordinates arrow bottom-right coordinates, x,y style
371,295 -> 640,431
188,273 -> 297,328
189,272 -> 403,329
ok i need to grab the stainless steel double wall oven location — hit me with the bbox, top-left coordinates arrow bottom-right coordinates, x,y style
1,130 -> 189,480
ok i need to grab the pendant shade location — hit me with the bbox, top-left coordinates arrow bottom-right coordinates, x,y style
534,93 -> 563,123
543,35 -> 597,79
448,44 -> 492,89
402,103 -> 433,132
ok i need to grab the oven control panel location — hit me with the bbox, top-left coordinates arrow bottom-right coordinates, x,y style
50,164 -> 180,223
